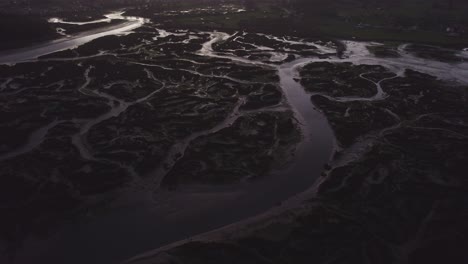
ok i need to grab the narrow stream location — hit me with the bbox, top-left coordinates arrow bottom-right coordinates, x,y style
0,120 -> 61,161
10,26 -> 336,264
2,11 -> 468,264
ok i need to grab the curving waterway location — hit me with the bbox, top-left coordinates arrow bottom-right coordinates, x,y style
1,11 -> 468,264
0,12 -> 146,65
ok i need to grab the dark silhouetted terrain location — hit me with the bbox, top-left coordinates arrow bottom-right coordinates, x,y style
0,1 -> 467,264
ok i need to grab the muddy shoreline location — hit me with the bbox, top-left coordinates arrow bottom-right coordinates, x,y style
1,9 -> 467,264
